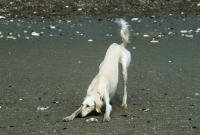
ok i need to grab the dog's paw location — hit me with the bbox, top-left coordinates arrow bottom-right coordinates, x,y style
103,115 -> 111,122
121,103 -> 127,109
62,116 -> 73,122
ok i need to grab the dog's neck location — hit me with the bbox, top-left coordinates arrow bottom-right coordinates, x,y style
88,92 -> 102,100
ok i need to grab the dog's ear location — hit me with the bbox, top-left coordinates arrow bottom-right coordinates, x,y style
94,99 -> 103,113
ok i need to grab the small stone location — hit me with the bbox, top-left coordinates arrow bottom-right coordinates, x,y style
85,118 -> 98,123
180,30 -> 187,33
131,18 -> 138,21
50,25 -> 56,29
37,106 -> 49,111
143,34 -> 149,37
31,32 -> 40,36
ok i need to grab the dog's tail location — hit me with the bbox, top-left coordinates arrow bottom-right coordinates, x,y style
116,18 -> 130,47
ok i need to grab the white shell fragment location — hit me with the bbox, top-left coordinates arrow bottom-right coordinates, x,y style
143,34 -> 149,37
180,30 -> 187,33
150,38 -> 159,43
185,34 -> 193,38
106,34 -> 112,36
131,18 -> 138,21
88,39 -> 93,42
37,106 -> 49,111
25,37 -> 31,40
0,16 -> 6,19
31,32 -> 40,36
50,25 -> 56,29
0,32 -> 3,38
150,40 -> 159,43
85,118 -> 98,123
6,36 -> 16,40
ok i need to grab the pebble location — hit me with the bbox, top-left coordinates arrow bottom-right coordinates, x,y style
185,34 -> 193,38
31,32 -> 40,36
0,16 -> 6,19
88,39 -> 93,42
150,38 -> 159,43
140,108 -> 150,112
6,36 -> 16,39
50,25 -> 56,29
37,106 -> 49,111
180,30 -> 187,33
85,118 -> 98,123
143,34 -> 149,37
168,32 -> 175,35
131,18 -> 138,21
25,37 -> 31,40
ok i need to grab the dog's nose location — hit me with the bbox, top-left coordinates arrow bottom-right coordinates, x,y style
78,113 -> 82,118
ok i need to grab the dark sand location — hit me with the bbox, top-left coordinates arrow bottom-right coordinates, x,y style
0,1 -> 200,135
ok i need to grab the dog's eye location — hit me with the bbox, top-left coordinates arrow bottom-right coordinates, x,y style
86,105 -> 90,107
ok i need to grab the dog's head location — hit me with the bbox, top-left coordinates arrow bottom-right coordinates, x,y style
80,96 -> 103,117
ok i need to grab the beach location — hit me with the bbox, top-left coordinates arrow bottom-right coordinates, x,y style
0,0 -> 200,134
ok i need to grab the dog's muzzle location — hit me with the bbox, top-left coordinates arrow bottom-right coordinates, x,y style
78,113 -> 82,118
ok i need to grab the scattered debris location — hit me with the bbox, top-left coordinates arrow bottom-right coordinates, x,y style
25,37 -> 31,40
6,36 -> 16,40
140,108 -> 150,112
131,18 -> 138,21
150,38 -> 159,43
185,34 -> 193,38
0,16 -> 6,19
50,25 -> 56,29
143,34 -> 149,37
180,30 -> 188,33
31,32 -> 40,36
85,118 -> 98,123
37,106 -> 49,111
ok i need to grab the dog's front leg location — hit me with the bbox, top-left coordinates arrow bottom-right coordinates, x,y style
103,92 -> 112,122
62,106 -> 82,122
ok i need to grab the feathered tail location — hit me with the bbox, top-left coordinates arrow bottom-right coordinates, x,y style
116,18 -> 130,47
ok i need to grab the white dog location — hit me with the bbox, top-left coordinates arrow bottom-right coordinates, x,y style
62,18 -> 131,122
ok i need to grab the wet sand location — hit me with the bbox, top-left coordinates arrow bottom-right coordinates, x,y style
0,15 -> 200,135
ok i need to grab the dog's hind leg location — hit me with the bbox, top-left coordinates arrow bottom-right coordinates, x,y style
121,51 -> 131,108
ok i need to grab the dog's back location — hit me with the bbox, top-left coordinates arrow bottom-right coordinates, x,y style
97,19 -> 131,98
